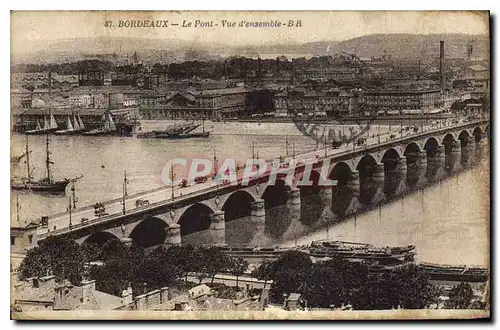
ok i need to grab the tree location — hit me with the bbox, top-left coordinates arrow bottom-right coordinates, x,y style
193,247 -> 232,285
357,264 -> 439,310
252,259 -> 274,290
166,244 -> 195,281
80,243 -> 102,263
252,251 -> 312,303
18,236 -> 84,284
446,282 -> 473,309
302,265 -> 343,308
229,257 -> 248,288
134,247 -> 182,291
18,246 -> 51,280
100,239 -> 128,261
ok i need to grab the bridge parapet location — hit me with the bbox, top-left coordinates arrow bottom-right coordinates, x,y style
35,118 -> 489,241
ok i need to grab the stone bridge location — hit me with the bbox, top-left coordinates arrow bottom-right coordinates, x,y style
37,119 -> 489,250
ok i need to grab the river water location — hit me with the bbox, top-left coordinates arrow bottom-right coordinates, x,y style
11,121 -> 489,267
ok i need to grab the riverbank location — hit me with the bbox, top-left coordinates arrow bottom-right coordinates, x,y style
224,113 -> 455,124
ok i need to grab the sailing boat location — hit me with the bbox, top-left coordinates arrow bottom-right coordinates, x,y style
72,114 -> 81,132
83,112 -> 117,136
25,111 -> 59,135
25,119 -> 43,135
54,115 -> 75,135
77,114 -> 86,132
48,112 -> 58,133
11,134 -> 80,193
156,119 -> 210,139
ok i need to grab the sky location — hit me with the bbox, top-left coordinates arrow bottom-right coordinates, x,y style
11,11 -> 489,55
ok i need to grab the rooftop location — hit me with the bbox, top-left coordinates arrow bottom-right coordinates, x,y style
192,87 -> 249,97
14,108 -> 110,116
468,64 -> 488,72
287,293 -> 302,302
13,278 -> 124,311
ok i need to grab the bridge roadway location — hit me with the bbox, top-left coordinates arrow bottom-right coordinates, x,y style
36,117 -> 488,240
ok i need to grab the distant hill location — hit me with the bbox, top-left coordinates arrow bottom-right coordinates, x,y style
12,37 -> 210,64
329,33 -> 489,61
11,33 -> 489,64
231,41 -> 340,57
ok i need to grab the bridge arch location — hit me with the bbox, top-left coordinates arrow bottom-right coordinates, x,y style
329,161 -> 353,186
442,133 -> 457,153
381,148 -> 403,172
177,203 -> 215,237
356,154 -> 378,179
473,127 -> 484,142
222,190 -> 256,222
262,179 -> 292,238
403,142 -> 421,164
262,179 -> 291,210
424,137 -> 440,156
129,216 -> 168,248
82,231 -> 119,250
458,130 -> 472,148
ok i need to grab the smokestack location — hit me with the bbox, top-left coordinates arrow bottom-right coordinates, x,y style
224,60 -> 229,81
276,57 -> 280,73
439,41 -> 445,91
467,43 -> 473,61
48,71 -> 52,97
257,57 -> 261,83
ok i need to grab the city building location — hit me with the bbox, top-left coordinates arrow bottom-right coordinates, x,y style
11,87 -> 32,108
69,93 -> 94,108
297,67 -> 360,82
284,293 -> 303,311
139,87 -> 249,120
13,108 -> 114,132
123,97 -> 139,107
78,70 -> 105,86
460,64 -> 490,99
31,95 -> 69,109
11,73 -> 78,91
12,277 -> 130,311
273,87 -> 358,118
188,284 -> 213,300
361,88 -> 444,115
10,222 -> 38,272
69,86 -> 145,109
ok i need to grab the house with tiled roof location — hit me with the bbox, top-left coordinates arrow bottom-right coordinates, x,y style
12,276 -> 130,312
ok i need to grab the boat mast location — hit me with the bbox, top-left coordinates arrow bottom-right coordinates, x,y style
45,134 -> 52,183
16,195 -> 20,224
122,170 -> 128,215
25,135 -> 31,181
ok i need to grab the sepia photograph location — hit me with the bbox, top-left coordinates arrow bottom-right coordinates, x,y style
9,10 -> 490,320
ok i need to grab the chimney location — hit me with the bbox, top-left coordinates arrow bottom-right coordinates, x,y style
48,71 -> 52,97
276,57 -> 280,72
467,43 -> 473,61
257,57 -> 261,83
224,60 -> 229,81
439,41 -> 445,91
81,279 -> 96,305
121,285 -> 133,306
